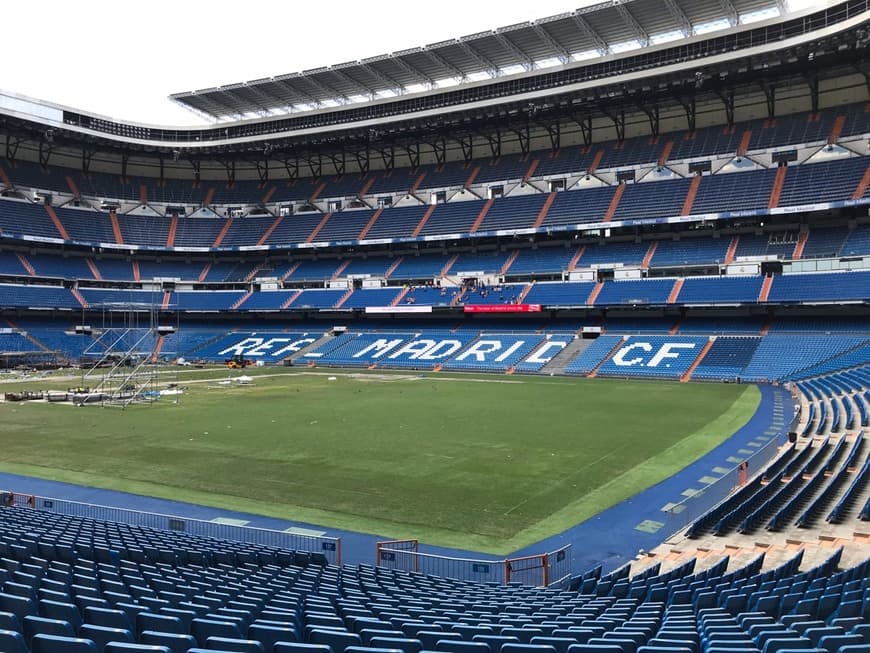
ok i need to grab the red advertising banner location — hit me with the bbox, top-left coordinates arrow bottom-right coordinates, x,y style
463,304 -> 542,313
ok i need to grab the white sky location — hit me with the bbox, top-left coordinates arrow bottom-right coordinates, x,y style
5,0 -> 817,127
4,1 -> 587,126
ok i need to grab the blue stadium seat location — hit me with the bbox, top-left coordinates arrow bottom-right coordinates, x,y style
0,628 -> 29,653
31,633 -> 100,653
435,641 -> 491,653
273,644 -> 334,653
23,615 -> 76,644
104,644 -> 172,653
136,613 -> 184,635
204,636 -> 267,652
84,606 -> 134,631
140,630 -> 198,653
78,624 -> 135,652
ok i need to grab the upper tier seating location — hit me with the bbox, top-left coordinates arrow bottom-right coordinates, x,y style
6,102 -> 866,205
1,155 -> 867,252
676,276 -> 764,304
0,284 -> 78,310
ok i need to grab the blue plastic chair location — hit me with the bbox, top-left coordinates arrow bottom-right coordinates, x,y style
31,633 -> 99,653
369,636 -> 424,653
84,606 -> 134,631
136,613 -> 185,636
249,622 -> 299,650
140,630 -> 198,653
192,617 -> 243,642
78,624 -> 135,652
104,644 -> 172,653
204,636 -> 267,652
0,628 -> 28,653
23,615 -> 76,644
273,644 -> 334,653
0,592 -> 36,621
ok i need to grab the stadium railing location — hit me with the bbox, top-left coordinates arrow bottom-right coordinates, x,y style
661,428 -> 785,536
5,491 -> 342,564
376,539 -> 573,587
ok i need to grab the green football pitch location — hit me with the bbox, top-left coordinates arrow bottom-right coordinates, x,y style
0,369 -> 759,553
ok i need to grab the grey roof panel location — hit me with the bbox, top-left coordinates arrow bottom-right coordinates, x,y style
170,0 -> 789,119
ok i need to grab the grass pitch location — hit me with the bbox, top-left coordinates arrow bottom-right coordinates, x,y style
0,369 -> 758,553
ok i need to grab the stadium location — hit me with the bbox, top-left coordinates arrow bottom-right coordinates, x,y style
0,0 -> 868,651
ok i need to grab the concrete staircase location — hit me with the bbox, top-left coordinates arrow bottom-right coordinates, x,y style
287,332 -> 336,365
537,337 -> 591,376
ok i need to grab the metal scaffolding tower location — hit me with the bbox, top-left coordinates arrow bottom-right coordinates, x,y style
78,301 -> 178,408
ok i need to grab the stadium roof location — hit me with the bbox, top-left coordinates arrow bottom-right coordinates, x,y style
170,0 -> 784,121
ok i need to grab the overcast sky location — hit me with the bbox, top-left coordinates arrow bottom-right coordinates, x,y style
5,0 -> 815,127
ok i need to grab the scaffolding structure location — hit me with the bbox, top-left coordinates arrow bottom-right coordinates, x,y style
78,301 -> 179,408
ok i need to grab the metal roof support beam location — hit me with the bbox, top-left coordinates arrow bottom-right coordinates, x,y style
282,158 -> 299,182
378,145 -> 394,172
242,84 -> 284,116
543,120 -> 561,151
81,146 -> 95,176
359,63 -> 405,96
673,93 -> 697,133
458,135 -> 474,162
759,80 -> 776,119
431,138 -> 448,166
330,151 -> 346,176
303,76 -> 352,105
223,88 -> 270,118
714,88 -> 735,126
391,57 -> 436,89
405,142 -> 421,169
532,24 -> 572,64
571,15 -> 608,55
222,159 -> 236,187
38,141 -> 52,170
805,74 -> 819,114
202,94 -> 246,121
188,158 -> 201,187
571,113 -> 593,147
478,129 -> 502,159
5,133 -> 20,162
255,158 -> 269,184
424,49 -> 467,82
662,0 -> 693,36
330,68 -> 378,99
637,103 -> 660,139
718,0 -> 739,26
158,157 -> 164,187
615,4 -> 649,46
305,154 -> 323,179
599,107 -> 625,142
457,40 -> 499,77
512,124 -> 531,155
494,34 -> 536,71
354,149 -> 370,175
279,79 -> 323,109
121,150 -> 130,182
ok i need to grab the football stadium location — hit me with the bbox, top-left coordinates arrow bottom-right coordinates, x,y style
0,0 -> 868,651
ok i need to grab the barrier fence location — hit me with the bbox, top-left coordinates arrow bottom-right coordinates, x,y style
376,540 -> 572,587
661,427 -> 787,534
3,492 -> 342,565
